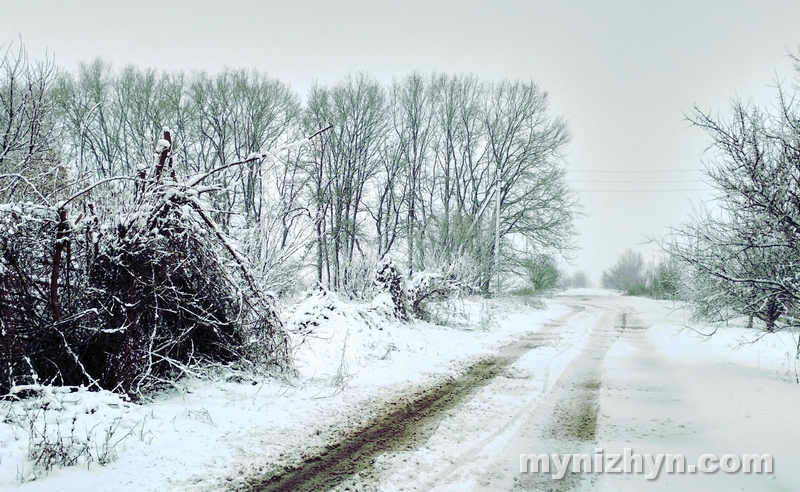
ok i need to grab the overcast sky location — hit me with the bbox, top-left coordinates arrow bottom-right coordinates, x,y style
3,0 -> 799,283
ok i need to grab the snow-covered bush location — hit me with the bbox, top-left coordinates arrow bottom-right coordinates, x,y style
0,132 -> 291,399
288,285 -> 341,335
374,257 -> 407,320
406,250 -> 484,320
86,180 -> 289,396
406,271 -> 460,320
369,292 -> 397,319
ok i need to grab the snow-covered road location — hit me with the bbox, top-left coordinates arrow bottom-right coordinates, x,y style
338,292 -> 620,491
328,292 -> 800,491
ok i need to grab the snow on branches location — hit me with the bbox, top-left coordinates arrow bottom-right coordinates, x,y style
0,127 -> 331,398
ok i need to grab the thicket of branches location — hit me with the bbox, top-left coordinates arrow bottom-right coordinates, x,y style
0,41 -> 578,395
666,55 -> 800,351
0,130 -> 291,398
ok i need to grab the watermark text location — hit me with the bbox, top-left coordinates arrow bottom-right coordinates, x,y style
520,448 -> 773,480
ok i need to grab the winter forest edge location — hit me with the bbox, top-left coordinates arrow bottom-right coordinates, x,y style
0,42 -> 578,399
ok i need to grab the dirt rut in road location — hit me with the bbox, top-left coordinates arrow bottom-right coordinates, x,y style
239,310 -> 579,492
513,309 -> 642,492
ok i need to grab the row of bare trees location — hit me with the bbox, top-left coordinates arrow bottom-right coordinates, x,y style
305,73 -> 577,294
0,42 -> 578,394
46,58 -> 577,296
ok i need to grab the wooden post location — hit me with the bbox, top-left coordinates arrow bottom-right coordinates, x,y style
154,129 -> 172,183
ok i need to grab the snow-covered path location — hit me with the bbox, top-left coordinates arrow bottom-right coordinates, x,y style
592,296 -> 800,491
340,292 -> 800,491
342,291 -> 619,491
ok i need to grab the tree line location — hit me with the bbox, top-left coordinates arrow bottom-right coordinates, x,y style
2,47 -> 577,294
0,42 -> 578,395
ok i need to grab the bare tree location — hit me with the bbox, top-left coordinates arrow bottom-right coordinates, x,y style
391,73 -> 435,274
601,249 -> 645,292
371,137 -> 407,259
418,74 -> 489,290
482,79 -> 576,291
667,80 -> 800,338
0,42 -> 62,200
410,76 -> 576,293
304,73 -> 387,293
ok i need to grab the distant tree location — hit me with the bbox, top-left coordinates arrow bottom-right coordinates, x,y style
601,249 -> 645,292
521,254 -> 560,292
601,250 -> 680,298
560,270 -> 589,289
0,42 -> 62,200
188,68 -> 301,227
571,270 -> 589,288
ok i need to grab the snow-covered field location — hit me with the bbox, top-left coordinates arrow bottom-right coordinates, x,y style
2,289 -> 799,491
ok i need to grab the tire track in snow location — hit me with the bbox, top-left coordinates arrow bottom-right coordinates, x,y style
238,306 -> 585,492
506,301 -> 639,492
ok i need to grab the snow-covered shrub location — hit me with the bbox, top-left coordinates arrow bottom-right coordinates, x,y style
82,140 -> 293,396
234,201 -> 312,299
0,133 -> 291,399
86,186 -> 288,395
374,257 -> 407,320
339,252 -> 383,300
288,285 -> 340,334
407,271 -> 463,320
405,248 -> 498,321
369,292 -> 397,319
413,233 -> 485,297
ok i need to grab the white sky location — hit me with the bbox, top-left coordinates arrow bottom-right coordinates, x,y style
3,0 -> 799,283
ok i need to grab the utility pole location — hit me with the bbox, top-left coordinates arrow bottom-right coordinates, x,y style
494,176 -> 501,295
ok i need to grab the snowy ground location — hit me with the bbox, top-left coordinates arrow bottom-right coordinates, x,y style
2,289 -> 799,491
0,291 -> 566,491
590,295 -> 800,491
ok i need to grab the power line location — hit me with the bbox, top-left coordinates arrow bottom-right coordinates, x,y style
576,188 -> 714,193
569,179 -> 703,184
568,168 -> 701,173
